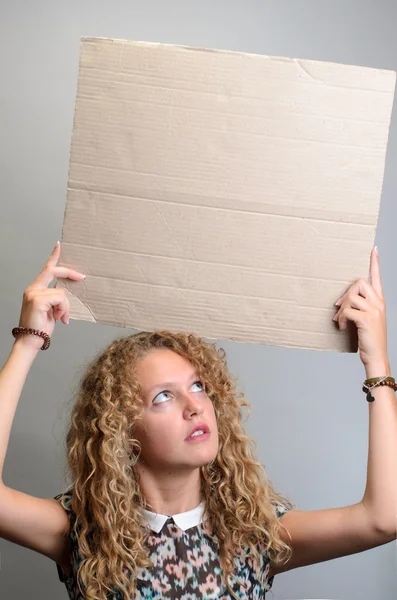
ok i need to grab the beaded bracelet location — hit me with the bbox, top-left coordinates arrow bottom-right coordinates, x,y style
12,327 -> 51,351
362,376 -> 397,402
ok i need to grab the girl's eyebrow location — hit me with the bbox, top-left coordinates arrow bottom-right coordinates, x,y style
146,372 -> 198,396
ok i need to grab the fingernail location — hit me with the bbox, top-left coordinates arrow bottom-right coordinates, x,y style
66,319 -> 69,324
80,274 -> 86,279
375,246 -> 378,255
54,241 -> 60,248
335,299 -> 341,306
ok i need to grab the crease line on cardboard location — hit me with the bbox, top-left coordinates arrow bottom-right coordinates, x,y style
80,59 -> 395,95
303,220 -> 322,237
75,272 -> 343,308
71,115 -> 389,148
60,243 -> 357,283
295,59 -> 324,84
67,186 -> 377,226
74,91 -> 389,124
152,202 -> 184,257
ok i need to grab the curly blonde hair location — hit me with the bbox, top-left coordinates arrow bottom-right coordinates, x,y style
61,329 -> 293,599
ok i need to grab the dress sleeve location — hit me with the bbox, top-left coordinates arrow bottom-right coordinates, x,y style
265,501 -> 292,591
53,490 -> 74,583
274,502 -> 290,520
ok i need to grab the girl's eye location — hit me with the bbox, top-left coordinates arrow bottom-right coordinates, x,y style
192,380 -> 204,392
153,391 -> 171,404
152,380 -> 205,404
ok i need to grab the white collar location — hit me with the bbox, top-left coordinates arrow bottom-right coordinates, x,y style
143,501 -> 206,533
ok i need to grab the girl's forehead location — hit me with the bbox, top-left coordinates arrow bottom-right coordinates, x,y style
138,348 -> 194,370
136,349 -> 198,385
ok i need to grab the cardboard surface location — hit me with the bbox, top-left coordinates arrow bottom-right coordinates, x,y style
57,37 -> 396,351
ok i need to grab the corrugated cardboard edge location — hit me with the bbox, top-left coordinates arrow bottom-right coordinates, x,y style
78,37 -> 397,81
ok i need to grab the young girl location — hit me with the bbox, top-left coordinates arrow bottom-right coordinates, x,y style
0,242 -> 395,599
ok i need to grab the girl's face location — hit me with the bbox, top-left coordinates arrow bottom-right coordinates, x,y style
133,348 -> 219,471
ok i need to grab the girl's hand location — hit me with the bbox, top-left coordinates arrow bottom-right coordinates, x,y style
16,241 -> 85,350
333,247 -> 389,373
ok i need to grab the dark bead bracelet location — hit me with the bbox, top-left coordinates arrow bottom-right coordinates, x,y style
362,376 -> 397,402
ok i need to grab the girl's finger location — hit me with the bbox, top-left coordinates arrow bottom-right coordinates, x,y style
42,288 -> 70,323
42,291 -> 70,323
26,241 -> 62,290
46,241 -> 61,267
336,307 -> 363,330
333,293 -> 369,325
53,305 -> 70,324
31,264 -> 85,290
51,266 -> 86,281
369,247 -> 384,300
334,277 -> 381,308
23,288 -> 70,324
29,287 -> 69,306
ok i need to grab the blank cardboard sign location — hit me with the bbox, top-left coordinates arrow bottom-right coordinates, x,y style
57,37 -> 396,351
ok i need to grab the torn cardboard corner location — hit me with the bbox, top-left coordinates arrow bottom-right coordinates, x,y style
56,37 -> 396,351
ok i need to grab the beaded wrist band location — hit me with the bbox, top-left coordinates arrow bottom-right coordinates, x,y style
362,376 -> 396,402
12,327 -> 51,351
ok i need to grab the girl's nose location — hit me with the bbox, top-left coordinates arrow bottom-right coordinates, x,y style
183,395 -> 204,417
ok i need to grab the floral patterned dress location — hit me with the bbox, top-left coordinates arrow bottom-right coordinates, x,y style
54,489 -> 289,599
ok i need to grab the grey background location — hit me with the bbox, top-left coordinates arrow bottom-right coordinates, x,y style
0,1 -> 396,598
